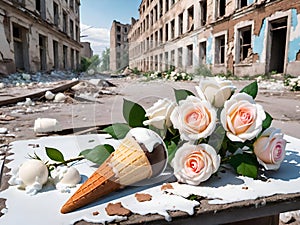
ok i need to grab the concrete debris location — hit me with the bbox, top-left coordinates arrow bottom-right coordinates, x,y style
0,128 -> 8,134
280,210 -> 300,224
45,91 -> 55,100
34,118 -> 62,133
53,93 -> 67,103
0,83 -> 4,89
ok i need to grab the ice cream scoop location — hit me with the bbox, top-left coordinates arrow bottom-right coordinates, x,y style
51,166 -> 81,192
9,159 -> 49,195
61,127 -> 168,213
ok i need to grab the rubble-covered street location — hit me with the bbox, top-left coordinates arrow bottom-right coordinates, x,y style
0,72 -> 299,147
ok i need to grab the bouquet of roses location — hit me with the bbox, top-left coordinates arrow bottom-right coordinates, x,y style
103,77 -> 287,185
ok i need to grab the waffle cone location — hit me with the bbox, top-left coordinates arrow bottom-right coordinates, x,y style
60,136 -> 152,214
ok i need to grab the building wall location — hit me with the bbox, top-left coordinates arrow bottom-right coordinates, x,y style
0,0 -> 82,74
110,20 -> 131,71
80,42 -> 93,58
128,0 -> 300,76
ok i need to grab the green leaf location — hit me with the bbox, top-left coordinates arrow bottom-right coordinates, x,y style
46,147 -> 65,162
229,153 -> 258,178
80,144 -> 115,165
166,141 -> 177,163
240,81 -> 258,99
103,123 -> 131,139
174,89 -> 195,104
123,99 -> 146,128
237,163 -> 258,178
262,112 -> 273,130
208,125 -> 226,153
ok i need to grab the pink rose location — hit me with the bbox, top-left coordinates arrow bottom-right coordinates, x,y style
253,127 -> 286,170
170,96 -> 217,141
220,93 -> 266,142
171,143 -> 220,185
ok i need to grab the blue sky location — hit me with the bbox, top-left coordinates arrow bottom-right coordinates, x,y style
80,0 -> 141,55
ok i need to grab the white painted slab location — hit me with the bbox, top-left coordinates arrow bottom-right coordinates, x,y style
0,134 -> 300,225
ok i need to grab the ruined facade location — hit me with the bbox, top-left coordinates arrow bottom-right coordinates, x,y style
110,20 -> 131,71
80,42 -> 93,58
128,0 -> 300,76
0,0 -> 82,74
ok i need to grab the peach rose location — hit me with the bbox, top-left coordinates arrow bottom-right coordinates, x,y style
143,98 -> 176,129
220,93 -> 266,142
253,127 -> 286,170
171,143 -> 220,185
196,77 -> 236,108
170,96 -> 216,141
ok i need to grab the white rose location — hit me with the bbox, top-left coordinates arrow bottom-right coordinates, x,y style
253,127 -> 286,170
220,93 -> 266,142
196,77 -> 235,108
171,143 -> 220,185
143,98 -> 176,129
170,96 -> 216,141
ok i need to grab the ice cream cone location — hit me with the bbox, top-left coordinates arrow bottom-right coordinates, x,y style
61,128 -> 167,214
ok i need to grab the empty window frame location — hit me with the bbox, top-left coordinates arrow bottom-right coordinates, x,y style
36,0 -> 46,19
53,40 -> 59,69
154,5 -> 158,21
170,19 -> 175,39
187,44 -> 193,66
178,47 -> 183,67
63,11 -> 67,33
238,0 -> 248,9
69,19 -> 74,38
187,6 -> 194,31
199,41 -> 207,64
238,26 -> 252,63
155,31 -> 158,47
63,45 -> 68,69
53,2 -> 59,26
150,10 -> 154,26
171,50 -> 175,66
215,35 -> 225,64
178,13 -> 183,35
159,0 -> 163,18
165,23 -> 169,41
217,0 -> 226,18
165,0 -> 169,12
164,52 -> 169,70
39,34 -> 47,70
200,0 -> 207,26
159,27 -> 163,44
117,25 -> 121,33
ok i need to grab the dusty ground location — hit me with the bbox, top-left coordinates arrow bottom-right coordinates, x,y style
0,76 -> 299,145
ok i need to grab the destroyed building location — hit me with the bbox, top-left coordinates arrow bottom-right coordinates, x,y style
0,0 -> 82,75
110,20 -> 131,71
128,0 -> 300,76
80,41 -> 93,58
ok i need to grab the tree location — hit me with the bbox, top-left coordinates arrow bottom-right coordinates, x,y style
99,48 -> 110,72
80,55 -> 100,72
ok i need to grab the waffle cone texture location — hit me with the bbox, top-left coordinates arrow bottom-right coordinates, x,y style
61,136 -> 152,213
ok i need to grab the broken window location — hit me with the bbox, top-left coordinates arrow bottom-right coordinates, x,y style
154,55 -> 158,70
69,19 -> 74,39
117,25 -> 121,33
39,34 -> 47,71
63,45 -> 68,69
155,31 -> 158,47
150,34 -> 153,48
146,15 -> 149,30
63,11 -> 67,33
154,5 -> 158,21
200,0 -> 207,26
170,19 -> 175,39
187,44 -> 193,66
199,41 -> 207,65
159,27 -> 163,44
36,0 -> 46,19
238,26 -> 252,63
217,0 -> 226,18
159,53 -> 163,71
150,10 -> 153,26
187,6 -> 194,31
178,13 -> 183,35
165,23 -> 169,41
178,47 -> 183,67
215,35 -> 225,64
171,50 -> 175,67
75,25 -> 79,41
70,48 -> 74,69
13,24 -> 29,71
164,52 -> 169,70
69,0 -> 74,11
238,0 -> 248,9
166,0 -> 169,12
53,2 -> 59,26
124,27 -> 128,33
117,34 -> 121,42
53,40 -> 59,69
159,0 -> 163,18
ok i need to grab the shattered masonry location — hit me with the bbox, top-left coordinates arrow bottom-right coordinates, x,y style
0,0 -> 82,75
127,0 -> 300,76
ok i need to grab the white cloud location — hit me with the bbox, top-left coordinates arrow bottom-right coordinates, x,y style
80,23 -> 110,56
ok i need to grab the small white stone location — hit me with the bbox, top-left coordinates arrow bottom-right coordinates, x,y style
45,91 -> 55,100
53,93 -> 66,102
